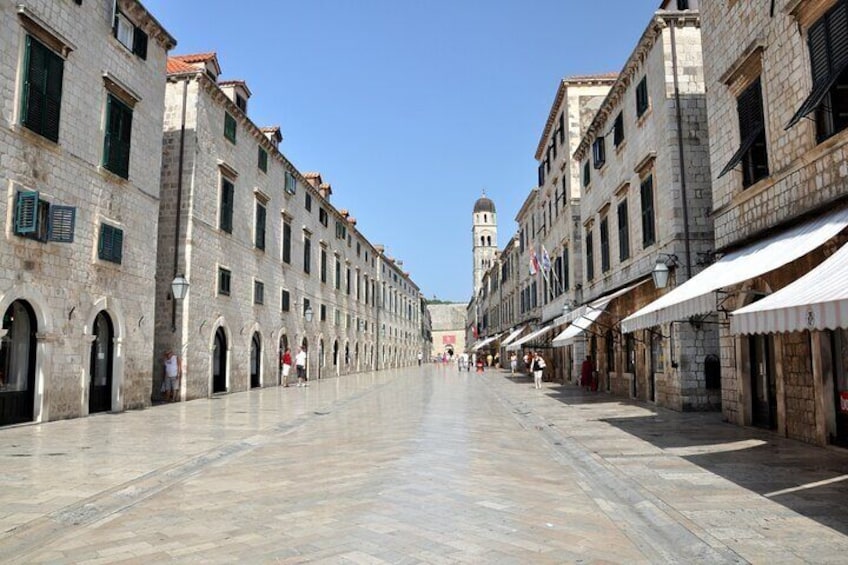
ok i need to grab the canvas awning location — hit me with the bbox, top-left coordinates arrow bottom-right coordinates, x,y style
731,241 -> 848,334
506,324 -> 556,352
552,280 -> 650,346
621,207 -> 848,333
499,327 -> 526,348
472,332 -> 502,351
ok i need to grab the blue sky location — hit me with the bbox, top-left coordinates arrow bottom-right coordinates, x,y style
144,0 -> 659,302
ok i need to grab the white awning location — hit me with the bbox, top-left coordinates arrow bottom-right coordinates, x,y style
621,207 -> 848,333
499,327 -> 526,348
553,280 -> 650,347
731,241 -> 848,334
472,332 -> 502,351
506,324 -> 556,352
563,280 -> 650,324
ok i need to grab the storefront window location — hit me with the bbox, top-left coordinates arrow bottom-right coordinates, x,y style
651,330 -> 665,373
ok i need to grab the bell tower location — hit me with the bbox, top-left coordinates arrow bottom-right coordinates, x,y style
472,191 -> 498,296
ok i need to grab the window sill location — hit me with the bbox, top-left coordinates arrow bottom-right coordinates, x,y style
636,107 -> 652,128
614,139 -> 627,155
98,165 -> 130,184
11,123 -> 62,151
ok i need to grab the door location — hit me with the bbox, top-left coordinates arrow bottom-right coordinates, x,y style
88,311 -> 114,413
750,334 -> 777,430
213,327 -> 227,393
831,330 -> 848,446
250,332 -> 261,388
0,301 -> 37,426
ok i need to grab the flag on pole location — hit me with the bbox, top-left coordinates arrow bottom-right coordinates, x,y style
529,249 -> 540,276
541,245 -> 552,272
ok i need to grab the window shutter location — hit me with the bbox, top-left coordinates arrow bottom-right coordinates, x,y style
44,47 -> 63,143
810,19 -> 830,86
220,179 -> 234,232
98,224 -> 112,260
48,205 -> 75,242
132,26 -> 148,59
112,227 -> 123,263
256,203 -> 266,250
829,1 -> 848,73
14,191 -> 40,234
22,37 -> 46,137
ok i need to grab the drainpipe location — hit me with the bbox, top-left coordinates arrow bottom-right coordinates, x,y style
670,21 -> 693,281
171,78 -> 189,331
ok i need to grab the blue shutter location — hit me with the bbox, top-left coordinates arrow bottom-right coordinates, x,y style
15,191 -> 39,234
98,224 -> 112,260
48,205 -> 75,243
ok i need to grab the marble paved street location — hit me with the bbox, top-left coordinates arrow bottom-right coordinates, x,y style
2,366 -> 848,563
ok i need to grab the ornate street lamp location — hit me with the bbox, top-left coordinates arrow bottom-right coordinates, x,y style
652,254 -> 679,289
304,304 -> 314,323
171,274 -> 190,300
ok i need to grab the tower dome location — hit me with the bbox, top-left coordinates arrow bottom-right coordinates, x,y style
474,195 -> 496,214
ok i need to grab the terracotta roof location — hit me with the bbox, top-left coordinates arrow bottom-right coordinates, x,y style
171,52 -> 217,64
166,58 -> 198,75
303,172 -> 321,179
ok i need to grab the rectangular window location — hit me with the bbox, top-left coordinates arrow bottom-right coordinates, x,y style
258,147 -> 268,172
13,191 -> 76,243
613,112 -> 624,147
254,280 -> 264,305
113,11 -> 147,58
303,298 -> 311,318
320,248 -> 327,283
562,247 -> 570,292
651,330 -> 665,373
281,289 -> 290,312
592,137 -> 606,169
582,161 -> 591,187
321,304 -> 327,322
346,267 -> 351,294
636,77 -> 649,117
558,113 -> 565,144
235,93 -> 247,113
640,175 -> 656,248
218,268 -> 231,296
20,36 -> 64,143
356,242 -> 361,256
719,78 -> 769,188
102,94 -> 133,179
617,200 -> 630,261
335,257 -> 341,289
284,171 -> 296,194
538,163 -> 545,187
282,220 -> 291,264
600,217 -> 610,273
303,235 -> 311,274
224,112 -> 236,143
319,208 -> 328,227
305,192 -> 312,212
219,177 -> 234,233
586,229 -> 594,281
255,201 -> 266,250
625,334 -> 636,373
98,223 -> 124,264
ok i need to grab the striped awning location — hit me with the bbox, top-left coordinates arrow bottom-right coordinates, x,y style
472,332 -> 502,351
622,207 -> 848,333
506,324 -> 556,352
499,327 -> 526,348
551,306 -> 606,347
731,241 -> 848,334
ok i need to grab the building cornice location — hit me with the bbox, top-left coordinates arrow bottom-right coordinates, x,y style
573,11 -> 700,162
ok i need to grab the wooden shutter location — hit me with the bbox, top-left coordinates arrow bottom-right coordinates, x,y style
43,45 -> 63,142
641,176 -> 655,247
14,191 -> 39,234
220,179 -> 234,232
48,205 -> 75,243
104,96 -> 132,178
829,1 -> 848,72
132,26 -> 148,59
255,203 -> 266,250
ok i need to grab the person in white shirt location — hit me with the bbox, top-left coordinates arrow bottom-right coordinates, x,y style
162,349 -> 180,402
295,347 -> 308,387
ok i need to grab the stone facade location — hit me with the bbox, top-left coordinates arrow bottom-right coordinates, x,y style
155,53 -> 425,401
428,303 -> 466,359
701,0 -> 848,445
573,6 -> 718,411
0,0 -> 174,424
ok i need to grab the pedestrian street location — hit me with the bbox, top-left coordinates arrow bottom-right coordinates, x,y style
2,365 -> 848,563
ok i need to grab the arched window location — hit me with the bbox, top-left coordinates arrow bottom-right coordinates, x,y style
480,236 -> 485,246
484,214 -> 488,222
487,236 -> 492,246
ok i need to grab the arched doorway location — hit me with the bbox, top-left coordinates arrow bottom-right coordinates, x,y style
318,339 -> 325,379
213,327 -> 227,393
301,336 -> 309,380
344,342 -> 350,369
333,339 -> 339,371
250,332 -> 261,388
0,300 -> 37,425
88,311 -> 114,413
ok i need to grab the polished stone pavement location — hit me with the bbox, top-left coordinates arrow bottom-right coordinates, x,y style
2,365 -> 848,563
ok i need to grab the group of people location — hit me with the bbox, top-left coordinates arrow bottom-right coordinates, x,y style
280,347 -> 309,387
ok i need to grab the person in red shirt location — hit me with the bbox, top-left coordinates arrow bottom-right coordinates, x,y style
281,348 -> 292,387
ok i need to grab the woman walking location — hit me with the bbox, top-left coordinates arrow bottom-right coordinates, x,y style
531,351 -> 546,389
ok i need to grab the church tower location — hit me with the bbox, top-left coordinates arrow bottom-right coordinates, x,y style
472,192 -> 498,297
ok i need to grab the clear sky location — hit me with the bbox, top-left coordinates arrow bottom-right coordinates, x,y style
144,0 -> 659,302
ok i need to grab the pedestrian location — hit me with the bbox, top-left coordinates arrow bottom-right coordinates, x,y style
295,346 -> 308,387
494,353 -> 500,368
417,351 -> 423,366
162,349 -> 180,402
281,348 -> 292,387
581,355 -> 594,392
510,353 -> 517,375
486,353 -> 493,367
531,351 -> 546,389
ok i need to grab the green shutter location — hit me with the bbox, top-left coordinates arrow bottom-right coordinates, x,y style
98,224 -> 124,263
21,36 -> 62,142
256,203 -> 266,250
48,205 -> 76,243
43,46 -> 63,142
224,113 -> 236,143
220,179 -> 234,232
103,95 -> 132,179
258,147 -> 268,172
14,191 -> 39,235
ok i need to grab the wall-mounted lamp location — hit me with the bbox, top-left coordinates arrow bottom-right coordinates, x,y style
304,305 -> 314,323
171,274 -> 190,300
562,300 -> 577,316
652,254 -> 679,289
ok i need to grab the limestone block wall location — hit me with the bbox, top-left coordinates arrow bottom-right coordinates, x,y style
0,0 -> 172,420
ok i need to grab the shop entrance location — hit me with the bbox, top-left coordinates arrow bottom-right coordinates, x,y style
0,301 -> 37,426
88,311 -> 114,413
250,332 -> 261,388
749,334 -> 777,430
213,327 -> 227,393
830,330 -> 848,446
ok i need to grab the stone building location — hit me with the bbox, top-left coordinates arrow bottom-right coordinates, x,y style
625,0 -> 848,445
0,0 -> 175,425
577,1 -> 717,411
428,303 -> 466,360
155,52 -> 423,401
471,192 -> 497,297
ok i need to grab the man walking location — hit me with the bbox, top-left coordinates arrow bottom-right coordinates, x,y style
295,347 -> 308,387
